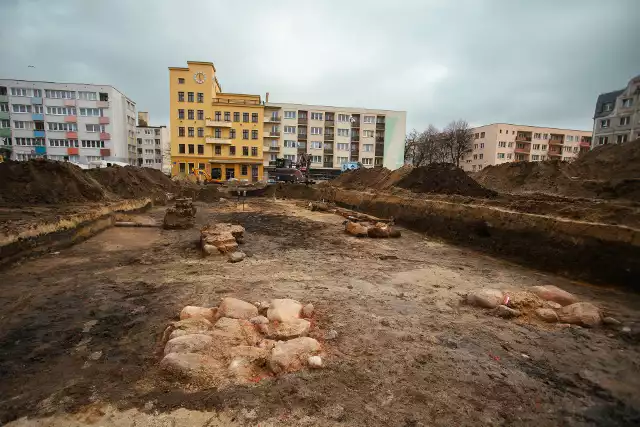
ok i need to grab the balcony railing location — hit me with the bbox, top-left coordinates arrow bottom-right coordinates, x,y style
548,139 -> 563,145
99,117 -> 110,124
325,120 -> 335,127
351,136 -> 360,142
265,131 -> 280,137
351,121 -> 360,127
548,151 -> 561,157
579,141 -> 591,147
212,98 -> 260,105
64,115 -> 77,123
298,118 -> 308,125
99,132 -> 111,140
264,145 -> 280,152
376,122 -> 385,129
515,134 -> 532,142
298,134 -> 307,140
264,116 -> 281,123
324,133 -> 334,141
297,142 -> 307,149
514,147 -> 530,154
324,148 -> 334,154
205,137 -> 232,144
323,163 -> 334,168
205,119 -> 233,127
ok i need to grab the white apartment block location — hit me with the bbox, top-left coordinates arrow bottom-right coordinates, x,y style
262,103 -> 406,173
462,123 -> 592,172
0,79 -> 137,165
592,75 -> 640,147
136,112 -> 170,173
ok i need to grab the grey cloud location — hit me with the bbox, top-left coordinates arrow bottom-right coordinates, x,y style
0,0 -> 638,131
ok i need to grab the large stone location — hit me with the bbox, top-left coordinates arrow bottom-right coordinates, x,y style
200,223 -> 245,255
166,317 -> 214,341
212,317 -> 262,346
267,299 -> 303,322
466,289 -> 504,309
163,207 -> 195,230
218,297 -> 258,319
367,223 -> 391,238
535,308 -> 559,323
345,221 -> 369,237
301,303 -> 314,318
180,306 -> 216,322
228,251 -> 246,263
164,334 -> 214,355
269,337 -> 321,374
227,346 -> 271,382
494,305 -> 520,319
261,318 -> 311,340
531,285 -> 578,307
557,302 -> 601,328
250,315 -> 269,325
160,352 -> 223,381
506,291 -> 543,310
308,355 -> 323,369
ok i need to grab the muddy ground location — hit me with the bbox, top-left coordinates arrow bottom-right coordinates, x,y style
1,199 -> 639,426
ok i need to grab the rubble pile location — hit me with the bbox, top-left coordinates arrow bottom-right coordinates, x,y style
200,222 -> 246,261
465,284 -> 617,329
344,219 -> 401,238
163,197 -> 196,229
159,297 -> 323,385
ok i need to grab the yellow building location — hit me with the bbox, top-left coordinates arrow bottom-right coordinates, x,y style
168,61 -> 264,180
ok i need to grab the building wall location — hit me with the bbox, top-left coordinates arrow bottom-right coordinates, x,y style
462,123 -> 592,172
0,79 -> 135,164
264,103 -> 406,171
592,75 -> 640,147
168,62 -> 264,180
135,126 -> 169,171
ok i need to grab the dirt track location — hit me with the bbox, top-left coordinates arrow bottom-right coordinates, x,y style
1,199 -> 639,426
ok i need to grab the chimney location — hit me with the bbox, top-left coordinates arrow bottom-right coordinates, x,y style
138,111 -> 149,127
265,92 -> 269,103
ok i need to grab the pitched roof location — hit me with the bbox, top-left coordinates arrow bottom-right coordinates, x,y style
593,89 -> 624,119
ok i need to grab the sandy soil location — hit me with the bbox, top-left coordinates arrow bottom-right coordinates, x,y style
1,199 -> 639,426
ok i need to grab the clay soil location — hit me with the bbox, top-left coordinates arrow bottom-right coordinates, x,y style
1,198 -> 639,426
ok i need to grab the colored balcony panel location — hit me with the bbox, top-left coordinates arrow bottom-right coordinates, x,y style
100,148 -> 111,156
30,97 -> 43,105
64,115 -> 77,123
66,131 -> 78,139
33,130 -> 45,138
99,116 -> 110,124
32,113 -> 44,121
64,99 -> 76,107
67,147 -> 79,155
99,132 -> 111,140
34,146 -> 46,155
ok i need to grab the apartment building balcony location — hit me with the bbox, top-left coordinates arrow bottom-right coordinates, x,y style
548,138 -> 564,146
205,119 -> 232,127
100,148 -> 111,157
323,161 -> 334,168
0,128 -> 12,138
64,115 -> 77,123
96,100 -> 109,108
64,99 -> 76,107
99,116 -> 110,124
375,136 -> 384,143
548,151 -> 561,157
0,110 -> 9,120
298,117 -> 308,125
351,136 -> 360,143
514,147 -> 530,154
580,140 -> 591,148
325,119 -> 335,127
324,133 -> 334,141
297,142 -> 307,149
66,131 -> 78,139
264,144 -> 280,152
0,94 -> 8,103
205,137 -> 232,144
298,134 -> 307,141
515,133 -> 532,142
31,97 -> 43,105
323,147 -> 334,155
375,144 -> 384,157
376,122 -> 385,130
264,116 -> 281,123
100,132 -> 111,140
32,113 -> 44,121
351,121 -> 360,128
264,131 -> 280,138
32,130 -> 45,138
67,147 -> 79,155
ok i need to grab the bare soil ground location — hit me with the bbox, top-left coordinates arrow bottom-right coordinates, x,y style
1,199 -> 639,426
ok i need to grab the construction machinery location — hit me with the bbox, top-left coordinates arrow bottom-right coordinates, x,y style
190,168 -> 223,185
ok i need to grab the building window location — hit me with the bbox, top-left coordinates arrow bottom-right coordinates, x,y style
479,154 -> 484,159
598,136 -> 608,145
600,119 -> 610,128
44,89 -> 75,99
362,130 -> 374,138
284,111 -> 296,119
215,128 -> 221,138
188,92 -> 194,102
178,78 -> 185,84
229,146 -> 236,155
194,110 -> 202,120
284,140 -> 296,148
284,126 -> 296,134
311,155 -> 322,163
179,163 -> 186,173
532,155 -> 539,161
311,141 -> 322,149
362,158 -> 372,165
178,92 -> 184,102
566,135 -> 574,142
188,127 -> 194,137
251,113 -> 258,123
197,127 -> 204,137
337,156 -> 348,164
242,130 -> 249,140
243,146 -> 249,156
533,133 -> 541,139
337,143 -> 349,151
603,102 -> 612,112
179,127 -> 185,137
498,141 -> 506,148
178,144 -> 185,153
284,154 -> 296,162
243,113 -> 249,123
616,134 -> 628,144
497,153 -> 505,159
188,110 -> 194,120
311,112 -> 323,120
337,128 -> 349,137
215,145 -> 221,155
213,111 -> 220,121
197,93 -> 204,103
363,144 -> 373,152
363,116 -> 375,124
337,114 -> 350,122
224,112 -> 230,121
188,144 -> 194,154
480,132 -> 485,138
233,112 -> 240,122
230,129 -> 236,139
251,130 -> 258,139
310,127 -> 322,135
480,143 -> 484,148
621,98 -> 633,108
241,165 -> 248,175
541,145 -> 547,150
251,147 -> 258,156
532,144 -> 540,150
178,109 -> 184,119
620,116 -> 630,126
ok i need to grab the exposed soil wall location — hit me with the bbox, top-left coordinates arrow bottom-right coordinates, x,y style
270,184 -> 640,287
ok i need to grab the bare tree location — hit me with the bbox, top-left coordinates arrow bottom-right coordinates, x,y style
442,120 -> 473,167
404,129 -> 420,165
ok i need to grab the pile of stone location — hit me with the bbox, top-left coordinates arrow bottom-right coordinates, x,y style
159,297 -> 322,385
344,219 -> 401,238
466,285 -> 617,328
200,222 -> 246,262
163,197 -> 196,229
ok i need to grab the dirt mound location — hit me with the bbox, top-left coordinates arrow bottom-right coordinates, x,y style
475,139 -> 640,200
86,166 -> 179,200
0,160 -> 107,206
330,165 -> 413,190
396,163 -> 497,197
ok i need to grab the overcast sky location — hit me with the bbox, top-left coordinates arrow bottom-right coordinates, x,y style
1,0 -> 638,131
